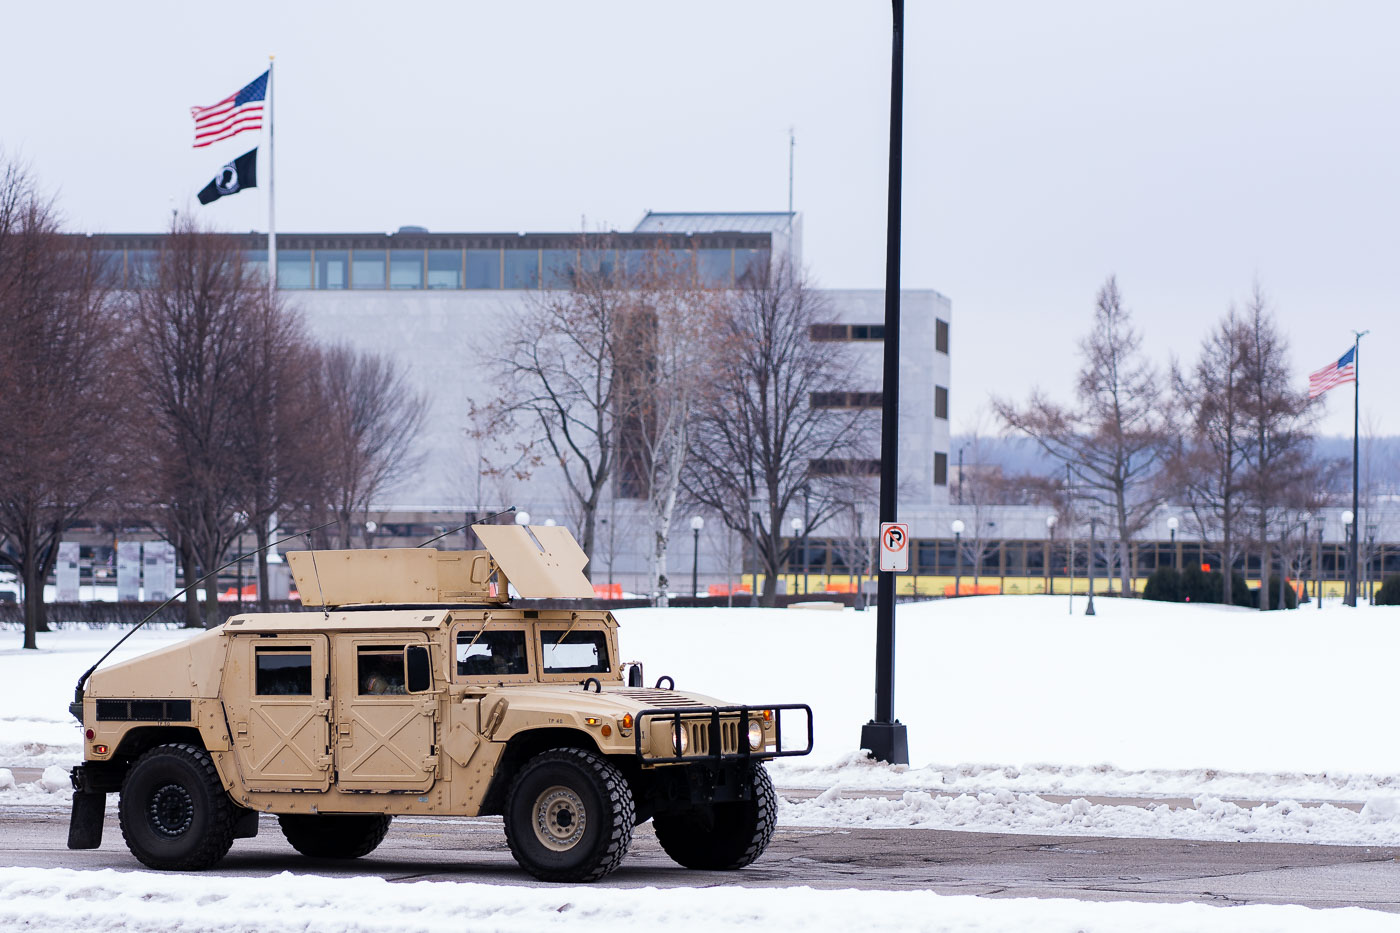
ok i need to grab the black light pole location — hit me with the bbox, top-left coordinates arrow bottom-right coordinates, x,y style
860,0 -> 909,765
1316,525 -> 1324,610
690,516 -> 704,600
1299,514 -> 1311,604
1167,516 -> 1179,571
952,520 -> 964,597
1342,509 -> 1355,606
1086,515 -> 1098,616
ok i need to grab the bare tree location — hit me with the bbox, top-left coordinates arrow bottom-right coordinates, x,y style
683,258 -> 872,606
1237,286 -> 1315,609
995,276 -> 1167,594
129,218 -> 266,627
1167,307 -> 1250,604
0,157 -> 127,648
314,344 -> 427,548
487,240 -> 641,567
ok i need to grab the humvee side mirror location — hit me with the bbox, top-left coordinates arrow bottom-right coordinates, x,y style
405,645 -> 433,693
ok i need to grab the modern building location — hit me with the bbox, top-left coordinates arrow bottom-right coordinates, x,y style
81,212 -> 953,594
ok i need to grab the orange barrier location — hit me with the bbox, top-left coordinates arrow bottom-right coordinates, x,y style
593,583 -> 622,600
707,583 -> 751,596
942,583 -> 1002,597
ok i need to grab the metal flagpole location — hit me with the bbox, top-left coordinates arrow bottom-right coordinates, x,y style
1348,330 -> 1368,606
267,55 -> 277,292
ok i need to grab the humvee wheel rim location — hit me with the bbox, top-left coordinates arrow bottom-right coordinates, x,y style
533,785 -> 587,852
148,783 -> 195,837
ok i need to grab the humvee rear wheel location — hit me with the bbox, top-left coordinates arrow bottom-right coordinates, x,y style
118,743 -> 236,871
278,813 -> 393,858
653,764 -> 776,870
503,748 -> 634,882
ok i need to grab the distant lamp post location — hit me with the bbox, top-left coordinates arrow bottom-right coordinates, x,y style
1342,510 -> 1355,607
544,519 -> 557,527
1045,514 -> 1056,595
515,511 -> 531,526
1166,516 -> 1179,571
951,519 -> 965,597
1316,525 -> 1324,610
747,492 -> 766,608
1299,513 -> 1312,604
791,517 -> 805,596
364,520 -> 377,550
690,516 -> 704,600
1086,512 -> 1098,616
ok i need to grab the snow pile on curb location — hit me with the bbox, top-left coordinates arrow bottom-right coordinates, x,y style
2,867 -> 1399,933
0,766 -> 72,802
769,752 -> 1400,805
779,787 -> 1400,846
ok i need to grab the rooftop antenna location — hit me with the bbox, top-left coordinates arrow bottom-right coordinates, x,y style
787,127 -> 796,264
416,506 -> 516,548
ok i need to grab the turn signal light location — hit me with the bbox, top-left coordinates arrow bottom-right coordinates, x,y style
621,714 -> 634,729
762,710 -> 773,723
93,745 -> 108,755
584,717 -> 600,726
601,725 -> 612,737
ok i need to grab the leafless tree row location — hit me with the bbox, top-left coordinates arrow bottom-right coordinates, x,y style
0,159 -> 426,645
996,275 -> 1327,608
485,246 -> 875,607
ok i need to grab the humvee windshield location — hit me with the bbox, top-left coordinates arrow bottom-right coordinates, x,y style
540,630 -> 609,674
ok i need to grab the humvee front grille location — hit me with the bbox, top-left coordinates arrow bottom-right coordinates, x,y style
635,704 -> 814,764
95,699 -> 193,723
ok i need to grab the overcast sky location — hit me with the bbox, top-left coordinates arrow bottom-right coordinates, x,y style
5,1 -> 1394,439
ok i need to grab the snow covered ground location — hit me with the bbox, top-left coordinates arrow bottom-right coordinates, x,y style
4,597 -> 1400,929
4,866 -> 1400,933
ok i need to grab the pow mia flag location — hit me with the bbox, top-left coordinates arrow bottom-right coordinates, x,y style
197,148 -> 258,205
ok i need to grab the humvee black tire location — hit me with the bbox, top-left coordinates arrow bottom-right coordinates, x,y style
278,813 -> 393,858
503,748 -> 635,882
118,743 -> 236,871
653,763 -> 776,870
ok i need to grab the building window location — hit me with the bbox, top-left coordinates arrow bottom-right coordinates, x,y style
935,385 -> 948,420
735,249 -> 768,283
697,249 -> 733,287
809,458 -> 881,477
278,251 -> 312,289
504,249 -> 539,289
465,249 -> 500,289
427,250 -> 461,289
389,249 -> 423,289
936,318 -> 949,354
934,452 -> 948,486
315,250 -> 348,289
811,391 -> 883,409
352,250 -> 386,289
242,250 -> 268,284
541,249 -> 576,289
127,250 -> 159,288
94,250 -> 124,287
809,324 -> 885,341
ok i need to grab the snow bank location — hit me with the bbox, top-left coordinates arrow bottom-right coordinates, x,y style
1,867 -> 1397,933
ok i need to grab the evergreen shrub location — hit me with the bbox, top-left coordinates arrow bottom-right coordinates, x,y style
1143,566 -> 1183,602
1375,575 -> 1400,606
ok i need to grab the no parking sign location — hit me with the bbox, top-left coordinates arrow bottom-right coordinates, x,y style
879,522 -> 910,572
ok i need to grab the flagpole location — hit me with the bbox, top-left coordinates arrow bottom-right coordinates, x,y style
268,55 -> 277,292
1347,330 -> 1368,607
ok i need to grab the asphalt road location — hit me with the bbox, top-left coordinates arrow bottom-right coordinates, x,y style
2,805 -> 1398,911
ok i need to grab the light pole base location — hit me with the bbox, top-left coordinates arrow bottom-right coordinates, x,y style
860,720 -> 909,765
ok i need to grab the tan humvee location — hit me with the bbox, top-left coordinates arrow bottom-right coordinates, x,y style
67,524 -> 812,882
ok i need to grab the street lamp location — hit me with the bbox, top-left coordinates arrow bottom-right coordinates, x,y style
747,492 -> 766,608
1045,514 -> 1056,595
791,517 -> 805,596
515,511 -> 531,526
951,519 -> 965,597
1299,513 -> 1312,604
1086,512 -> 1098,616
690,516 -> 704,600
1342,509 -> 1355,607
1316,524 -> 1324,611
1166,516 -> 1179,571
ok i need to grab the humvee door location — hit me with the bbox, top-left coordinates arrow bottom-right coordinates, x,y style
222,635 -> 332,792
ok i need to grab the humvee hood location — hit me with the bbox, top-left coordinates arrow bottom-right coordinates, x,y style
486,684 -> 732,717
87,628 -> 227,699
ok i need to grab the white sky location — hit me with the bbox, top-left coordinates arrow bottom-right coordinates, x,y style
5,0 -> 1395,438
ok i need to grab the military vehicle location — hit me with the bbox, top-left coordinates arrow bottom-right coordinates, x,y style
67,523 -> 812,882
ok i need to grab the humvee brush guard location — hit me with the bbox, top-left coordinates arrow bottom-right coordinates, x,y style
67,524 -> 813,882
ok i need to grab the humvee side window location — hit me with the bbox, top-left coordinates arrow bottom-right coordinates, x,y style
358,646 -> 407,695
457,630 -> 528,676
255,648 -> 313,696
540,630 -> 609,674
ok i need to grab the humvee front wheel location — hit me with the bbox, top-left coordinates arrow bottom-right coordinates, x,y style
653,764 -> 776,870
503,748 -> 635,882
118,743 -> 236,871
278,813 -> 392,858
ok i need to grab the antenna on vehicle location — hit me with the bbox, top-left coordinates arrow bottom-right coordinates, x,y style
305,539 -> 329,621
73,520 -> 337,710
414,506 -> 516,548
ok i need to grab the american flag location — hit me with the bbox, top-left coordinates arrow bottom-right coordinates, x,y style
1307,346 -> 1356,398
191,70 -> 268,148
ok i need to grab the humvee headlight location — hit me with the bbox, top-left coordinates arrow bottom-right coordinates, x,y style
747,720 -> 764,750
672,723 -> 688,755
